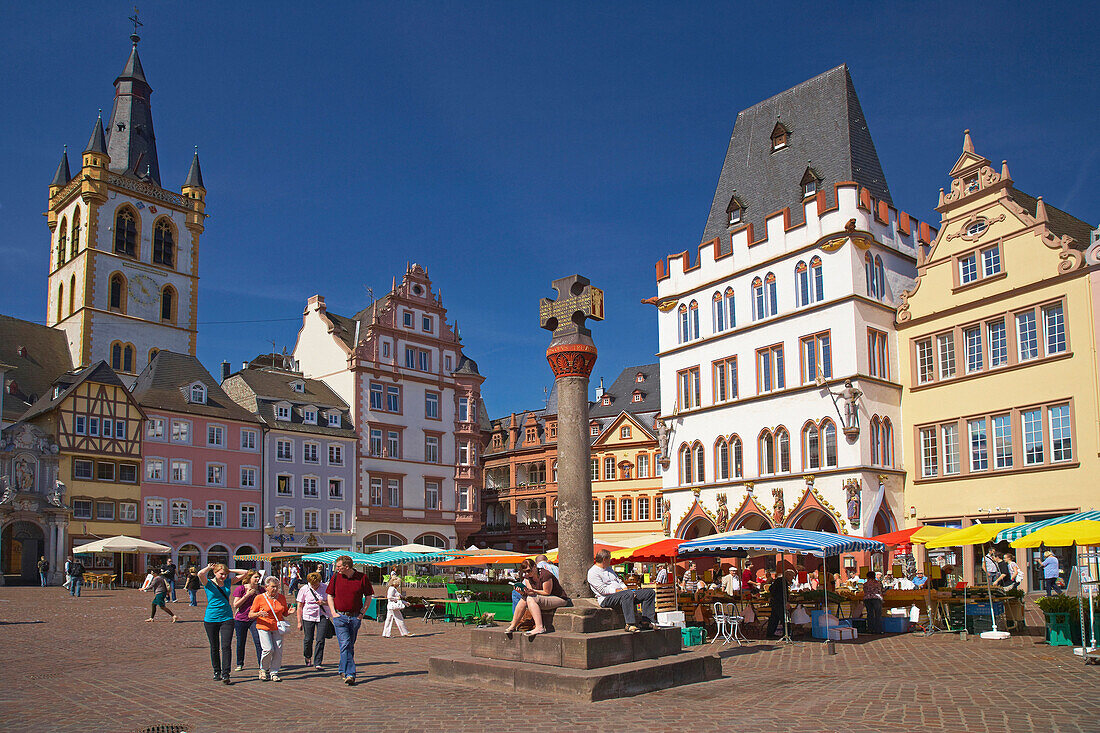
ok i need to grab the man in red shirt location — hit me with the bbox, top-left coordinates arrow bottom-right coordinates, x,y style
325,555 -> 374,685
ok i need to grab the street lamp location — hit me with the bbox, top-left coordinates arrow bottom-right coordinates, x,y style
265,521 -> 295,551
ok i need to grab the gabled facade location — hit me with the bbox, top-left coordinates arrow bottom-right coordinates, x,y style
294,264 -> 487,551
654,67 -> 934,568
132,352 -> 263,568
897,131 -> 1099,589
222,359 -> 357,554
45,33 -> 206,384
18,362 -> 144,562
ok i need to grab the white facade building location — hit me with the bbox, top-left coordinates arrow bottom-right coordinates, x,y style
654,66 -> 934,570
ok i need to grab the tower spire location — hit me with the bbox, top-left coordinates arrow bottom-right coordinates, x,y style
84,111 -> 107,154
183,147 -> 204,188
105,14 -> 160,185
51,146 -> 72,187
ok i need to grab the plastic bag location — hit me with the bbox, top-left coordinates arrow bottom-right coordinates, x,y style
743,604 -> 755,623
790,605 -> 811,625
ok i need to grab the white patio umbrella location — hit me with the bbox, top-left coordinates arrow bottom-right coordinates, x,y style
73,535 -> 171,554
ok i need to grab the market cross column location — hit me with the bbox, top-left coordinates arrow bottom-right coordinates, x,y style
539,275 -> 603,598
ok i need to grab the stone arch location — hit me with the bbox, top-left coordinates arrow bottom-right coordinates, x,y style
727,492 -> 773,531
786,484 -> 847,533
674,498 -> 718,539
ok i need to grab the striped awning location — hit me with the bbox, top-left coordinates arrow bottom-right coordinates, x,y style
300,550 -> 376,564
360,549 -> 462,566
677,528 -> 886,558
995,510 -> 1100,543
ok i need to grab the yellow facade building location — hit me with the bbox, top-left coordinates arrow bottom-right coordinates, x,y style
590,410 -> 665,546
897,131 -> 1098,589
21,363 -> 144,569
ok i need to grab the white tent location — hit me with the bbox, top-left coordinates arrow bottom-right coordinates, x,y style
73,535 -> 171,554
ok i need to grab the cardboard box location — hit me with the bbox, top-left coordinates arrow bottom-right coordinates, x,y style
828,626 -> 857,641
657,611 -> 685,628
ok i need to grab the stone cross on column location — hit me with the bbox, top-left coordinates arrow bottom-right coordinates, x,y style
540,275 -> 603,598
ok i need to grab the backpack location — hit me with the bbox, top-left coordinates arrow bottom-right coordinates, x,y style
70,561 -> 85,576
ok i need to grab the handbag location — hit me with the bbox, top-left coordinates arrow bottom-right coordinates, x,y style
309,587 -> 337,639
264,594 -> 290,634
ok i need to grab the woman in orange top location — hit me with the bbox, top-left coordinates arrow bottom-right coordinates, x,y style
249,577 -> 290,681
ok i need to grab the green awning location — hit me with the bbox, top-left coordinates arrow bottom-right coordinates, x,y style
994,510 -> 1100,543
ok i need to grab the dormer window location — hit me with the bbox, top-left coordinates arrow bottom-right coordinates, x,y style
276,405 -> 290,421
53,385 -> 63,399
771,122 -> 789,151
635,373 -> 645,383
327,412 -> 341,428
303,408 -> 317,425
800,167 -> 821,199
189,383 -> 207,404
632,390 -> 644,403
726,195 -> 745,226
290,380 -> 305,393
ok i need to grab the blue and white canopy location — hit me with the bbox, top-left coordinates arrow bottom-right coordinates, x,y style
300,548 -> 462,566
300,550 -> 375,564
677,528 -> 886,558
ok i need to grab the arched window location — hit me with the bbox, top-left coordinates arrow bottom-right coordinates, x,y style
694,442 -> 705,483
803,421 -> 820,469
69,275 -> 75,315
109,273 -> 126,313
114,207 -> 138,257
71,207 -> 81,255
865,252 -> 877,298
57,217 -> 68,266
712,292 -> 725,332
678,304 -> 689,344
795,261 -> 809,307
679,443 -> 693,485
731,435 -> 743,478
689,300 -> 700,340
149,348 -> 159,363
57,283 -> 64,322
160,286 -> 176,323
723,288 -> 735,329
764,273 -> 777,316
881,418 -> 894,467
875,256 -> 886,301
751,277 -> 764,320
822,419 -> 838,467
810,256 -> 824,302
759,430 -> 775,475
776,428 -> 790,473
716,438 -> 729,480
153,218 -> 175,268
111,341 -> 123,371
123,344 -> 134,373
870,416 -> 882,466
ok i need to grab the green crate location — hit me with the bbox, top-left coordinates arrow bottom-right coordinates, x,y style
681,625 -> 705,646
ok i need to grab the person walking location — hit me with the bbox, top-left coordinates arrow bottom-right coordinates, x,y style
325,555 -> 374,686
145,569 -> 178,623
288,564 -> 302,597
230,572 -> 264,672
199,562 -> 247,685
37,556 -> 49,587
765,571 -> 790,638
66,555 -> 85,598
382,577 -> 414,638
297,572 -> 331,669
250,577 -> 290,682
163,559 -> 178,603
184,566 -> 201,606
1039,551 -> 1061,596
863,571 -> 884,634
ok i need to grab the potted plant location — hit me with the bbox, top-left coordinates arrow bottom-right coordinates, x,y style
1036,594 -> 1080,646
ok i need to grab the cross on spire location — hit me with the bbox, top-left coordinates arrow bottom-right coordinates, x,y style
539,274 -> 605,339
128,6 -> 143,44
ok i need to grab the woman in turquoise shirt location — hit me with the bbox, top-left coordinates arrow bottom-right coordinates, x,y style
199,563 -> 248,684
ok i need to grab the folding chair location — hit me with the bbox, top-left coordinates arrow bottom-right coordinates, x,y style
711,602 -> 734,644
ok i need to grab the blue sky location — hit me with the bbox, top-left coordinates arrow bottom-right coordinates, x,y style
2,3 -> 1097,417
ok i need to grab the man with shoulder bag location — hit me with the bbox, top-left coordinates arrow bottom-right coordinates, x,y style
67,555 -> 85,598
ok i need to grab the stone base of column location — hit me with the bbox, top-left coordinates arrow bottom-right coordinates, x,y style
429,604 -> 722,700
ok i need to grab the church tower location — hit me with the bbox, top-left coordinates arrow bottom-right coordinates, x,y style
46,26 -> 206,385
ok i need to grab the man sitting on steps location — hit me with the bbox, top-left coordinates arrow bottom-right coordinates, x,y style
587,549 -> 656,632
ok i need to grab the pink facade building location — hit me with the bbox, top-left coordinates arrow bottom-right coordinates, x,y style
133,351 -> 264,568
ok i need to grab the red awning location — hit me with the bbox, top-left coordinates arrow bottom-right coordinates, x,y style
870,527 -> 923,547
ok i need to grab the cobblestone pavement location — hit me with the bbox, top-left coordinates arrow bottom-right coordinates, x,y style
0,586 -> 1095,733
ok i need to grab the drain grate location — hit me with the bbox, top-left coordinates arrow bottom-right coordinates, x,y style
139,725 -> 189,733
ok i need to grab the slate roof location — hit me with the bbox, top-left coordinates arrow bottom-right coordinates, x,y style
132,351 -> 260,423
324,298 -> 390,350
1007,189 -> 1095,251
0,315 -> 74,423
221,368 -> 355,438
183,151 -> 204,188
84,115 -> 107,155
19,361 -> 137,424
51,150 -> 72,187
589,364 -> 661,420
701,64 -> 893,244
105,43 -> 161,185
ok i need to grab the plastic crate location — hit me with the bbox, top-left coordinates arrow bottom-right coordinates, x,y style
882,616 -> 910,633
681,625 -> 705,646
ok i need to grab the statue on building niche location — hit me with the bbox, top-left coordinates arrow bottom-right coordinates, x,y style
661,499 -> 671,536
655,417 -> 671,468
845,479 -> 861,529
47,480 -> 67,508
14,455 -> 35,491
828,379 -> 863,436
771,488 -> 785,526
714,493 -> 729,531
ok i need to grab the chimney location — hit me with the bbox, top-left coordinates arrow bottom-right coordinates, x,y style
221,361 -> 231,382
594,377 -> 605,400
242,362 -> 248,371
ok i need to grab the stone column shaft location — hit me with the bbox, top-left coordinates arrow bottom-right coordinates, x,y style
556,375 -> 594,598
